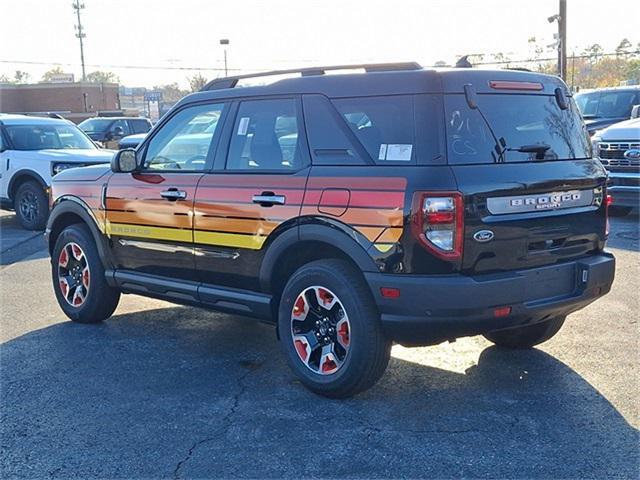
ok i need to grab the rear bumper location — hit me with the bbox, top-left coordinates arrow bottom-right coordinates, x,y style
365,253 -> 615,346
608,173 -> 639,208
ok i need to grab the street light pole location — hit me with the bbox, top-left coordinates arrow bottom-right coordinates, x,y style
220,39 -> 230,77
559,0 -> 567,81
72,0 -> 87,81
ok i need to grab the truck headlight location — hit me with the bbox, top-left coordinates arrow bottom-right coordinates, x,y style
591,135 -> 602,158
52,163 -> 80,176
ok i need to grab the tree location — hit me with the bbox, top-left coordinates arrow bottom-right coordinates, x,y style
13,70 -> 30,84
615,38 -> 632,59
152,83 -> 188,103
187,73 -> 208,92
583,44 -> 603,63
85,70 -> 119,83
41,66 -> 66,82
434,60 -> 447,67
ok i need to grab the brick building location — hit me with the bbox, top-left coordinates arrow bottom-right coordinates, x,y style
0,82 -> 121,123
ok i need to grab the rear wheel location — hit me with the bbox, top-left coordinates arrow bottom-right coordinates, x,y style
483,316 -> 566,349
52,224 -> 120,323
15,180 -> 48,230
278,259 -> 391,398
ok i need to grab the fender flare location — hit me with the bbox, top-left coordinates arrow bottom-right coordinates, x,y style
259,221 -> 378,292
8,169 -> 48,200
45,196 -> 115,271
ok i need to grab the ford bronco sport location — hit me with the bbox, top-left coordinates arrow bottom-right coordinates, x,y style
46,63 -> 615,398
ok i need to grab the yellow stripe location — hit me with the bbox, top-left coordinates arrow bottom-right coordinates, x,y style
372,243 -> 395,253
194,230 -> 266,250
106,222 -> 192,243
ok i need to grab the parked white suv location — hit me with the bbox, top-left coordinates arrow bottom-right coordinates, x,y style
0,114 -> 114,230
592,117 -> 640,215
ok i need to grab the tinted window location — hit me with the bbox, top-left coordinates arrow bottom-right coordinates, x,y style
6,124 -> 95,150
78,118 -> 113,133
333,95 -> 416,164
444,94 -> 590,164
129,119 -> 151,134
575,90 -> 638,118
226,98 -> 303,171
144,103 -> 225,171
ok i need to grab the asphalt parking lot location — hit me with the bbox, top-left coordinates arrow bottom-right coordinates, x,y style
0,209 -> 638,479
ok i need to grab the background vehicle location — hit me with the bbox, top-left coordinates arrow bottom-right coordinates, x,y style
592,117 -> 640,215
118,133 -> 147,149
78,116 -> 152,149
46,64 -> 614,397
575,86 -> 640,135
0,114 -> 114,230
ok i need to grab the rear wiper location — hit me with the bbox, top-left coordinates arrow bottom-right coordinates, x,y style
463,84 -> 507,163
507,144 -> 551,160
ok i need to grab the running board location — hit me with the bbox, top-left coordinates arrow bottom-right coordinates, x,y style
111,270 -> 273,320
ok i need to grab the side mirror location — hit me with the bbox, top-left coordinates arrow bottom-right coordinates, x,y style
111,149 -> 138,173
112,126 -> 125,138
631,105 -> 640,119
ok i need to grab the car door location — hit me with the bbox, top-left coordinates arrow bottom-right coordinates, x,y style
105,102 -> 228,281
193,97 -> 310,291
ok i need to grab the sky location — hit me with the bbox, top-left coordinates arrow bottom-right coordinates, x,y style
1,0 -> 639,88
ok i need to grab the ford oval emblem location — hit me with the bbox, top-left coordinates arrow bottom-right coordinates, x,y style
623,149 -> 640,160
473,230 -> 495,243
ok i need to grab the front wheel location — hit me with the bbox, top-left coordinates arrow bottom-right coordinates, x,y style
278,259 -> 391,398
15,180 -> 48,230
483,316 -> 566,349
52,224 -> 120,323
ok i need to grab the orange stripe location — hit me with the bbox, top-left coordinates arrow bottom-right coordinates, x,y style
195,202 -> 301,220
107,211 -> 192,229
355,226 -> 385,242
377,227 -> 403,243
195,216 -> 279,235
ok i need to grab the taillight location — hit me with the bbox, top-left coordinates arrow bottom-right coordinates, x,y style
411,192 -> 464,260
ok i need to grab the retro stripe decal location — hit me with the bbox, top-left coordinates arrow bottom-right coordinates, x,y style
106,222 -> 192,243
194,231 -> 266,250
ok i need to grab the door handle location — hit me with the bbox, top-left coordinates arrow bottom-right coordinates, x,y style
160,189 -> 187,201
252,192 -> 286,206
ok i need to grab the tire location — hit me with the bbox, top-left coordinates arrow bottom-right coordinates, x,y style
483,316 -> 566,349
52,224 -> 120,323
278,259 -> 391,398
609,206 -> 633,216
14,180 -> 48,230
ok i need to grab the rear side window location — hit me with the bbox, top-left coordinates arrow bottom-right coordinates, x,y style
444,94 -> 590,164
226,98 -> 305,171
333,96 -> 415,163
129,119 -> 151,133
331,95 -> 444,165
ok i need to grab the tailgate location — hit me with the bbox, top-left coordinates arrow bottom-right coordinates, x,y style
452,160 -> 608,274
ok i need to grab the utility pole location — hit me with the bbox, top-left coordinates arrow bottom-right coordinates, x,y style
559,0 -> 567,81
220,39 -> 229,77
73,0 -> 87,81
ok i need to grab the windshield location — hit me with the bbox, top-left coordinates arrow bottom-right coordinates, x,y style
6,124 -> 96,151
445,94 -> 590,164
78,118 -> 113,133
575,90 -> 638,118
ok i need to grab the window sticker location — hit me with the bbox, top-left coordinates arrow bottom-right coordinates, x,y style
378,143 -> 388,160
385,144 -> 413,161
237,117 -> 250,135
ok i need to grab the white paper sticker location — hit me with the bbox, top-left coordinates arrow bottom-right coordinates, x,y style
378,144 -> 388,160
237,117 -> 250,135
385,144 -> 413,161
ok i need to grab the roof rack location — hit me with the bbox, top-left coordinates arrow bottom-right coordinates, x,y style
201,62 -> 422,91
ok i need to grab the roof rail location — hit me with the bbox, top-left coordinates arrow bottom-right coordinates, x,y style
201,62 -> 423,91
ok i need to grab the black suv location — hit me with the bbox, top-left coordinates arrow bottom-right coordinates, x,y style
78,116 -> 152,149
46,63 -> 615,397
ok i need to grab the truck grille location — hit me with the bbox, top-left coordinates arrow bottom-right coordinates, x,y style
598,142 -> 640,165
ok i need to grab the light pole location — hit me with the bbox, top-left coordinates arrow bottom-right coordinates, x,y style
220,39 -> 229,77
72,0 -> 87,81
547,0 -> 567,81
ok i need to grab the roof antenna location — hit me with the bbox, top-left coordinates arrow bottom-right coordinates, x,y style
455,55 -> 473,68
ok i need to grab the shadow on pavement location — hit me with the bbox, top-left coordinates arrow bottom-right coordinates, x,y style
0,213 -> 48,266
1,306 -> 638,479
607,210 -> 639,252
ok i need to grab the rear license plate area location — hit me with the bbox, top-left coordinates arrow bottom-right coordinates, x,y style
523,263 -> 576,302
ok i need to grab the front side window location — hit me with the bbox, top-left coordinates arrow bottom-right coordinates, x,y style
78,118 -> 113,134
226,98 -> 302,171
129,119 -> 151,134
144,103 -> 225,171
110,119 -> 130,136
5,124 -> 95,150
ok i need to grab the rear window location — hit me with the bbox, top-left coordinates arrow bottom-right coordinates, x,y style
332,95 -> 443,165
575,90 -> 638,118
444,94 -> 590,164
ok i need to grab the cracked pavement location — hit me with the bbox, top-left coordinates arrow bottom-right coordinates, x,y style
0,210 -> 638,478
